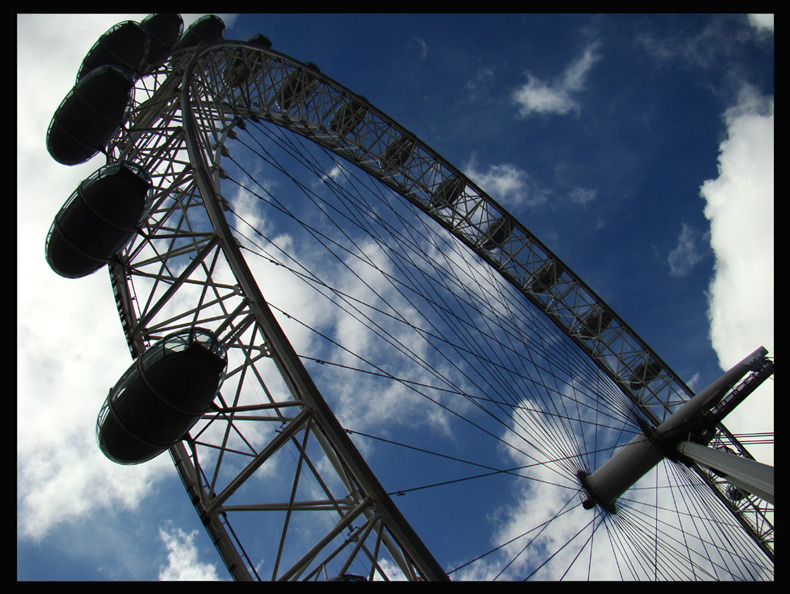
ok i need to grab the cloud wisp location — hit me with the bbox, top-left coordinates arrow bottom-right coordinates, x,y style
464,155 -> 549,209
667,222 -> 707,278
158,523 -> 222,581
511,44 -> 600,119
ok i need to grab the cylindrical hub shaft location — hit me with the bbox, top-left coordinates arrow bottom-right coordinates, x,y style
580,347 -> 768,511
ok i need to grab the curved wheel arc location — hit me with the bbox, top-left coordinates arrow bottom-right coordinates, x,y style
97,30 -> 771,580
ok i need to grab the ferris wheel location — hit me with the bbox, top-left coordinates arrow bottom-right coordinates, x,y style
44,14 -> 773,581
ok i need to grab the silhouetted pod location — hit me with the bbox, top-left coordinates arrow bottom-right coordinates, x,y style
578,307 -> 613,340
140,13 -> 184,67
381,135 -> 414,171
277,62 -> 321,111
46,65 -> 135,165
45,162 -> 152,278
629,359 -> 663,391
481,217 -> 513,250
527,260 -> 564,293
76,21 -> 150,81
96,328 -> 227,465
224,34 -> 273,87
327,97 -> 367,137
430,176 -> 464,210
176,14 -> 225,50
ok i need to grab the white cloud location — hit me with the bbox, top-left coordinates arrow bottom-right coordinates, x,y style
464,155 -> 549,208
512,76 -> 577,117
567,187 -> 596,206
637,15 -> 772,71
465,66 -> 495,100
560,45 -> 600,93
16,10 -> 244,555
748,14 -> 774,33
699,85 -> 773,462
409,36 -> 428,60
511,44 -> 600,118
158,523 -> 223,580
667,222 -> 706,277
17,13 -> 171,543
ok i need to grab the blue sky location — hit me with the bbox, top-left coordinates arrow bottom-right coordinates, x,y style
18,13 -> 773,580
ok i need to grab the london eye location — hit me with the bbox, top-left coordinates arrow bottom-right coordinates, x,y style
34,14 -> 773,580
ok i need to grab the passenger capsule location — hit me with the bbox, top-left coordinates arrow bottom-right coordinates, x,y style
140,13 -> 184,67
176,14 -> 225,50
277,62 -> 320,112
327,97 -> 367,137
629,359 -> 662,391
45,162 -> 152,278
527,260 -> 563,293
76,21 -> 150,81
46,65 -> 135,165
246,33 -> 273,50
96,328 -> 227,465
430,176 -> 464,210
381,135 -> 414,171
578,307 -> 613,340
224,34 -> 273,87
481,217 -> 513,250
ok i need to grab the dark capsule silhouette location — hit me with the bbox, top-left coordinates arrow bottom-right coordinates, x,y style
224,34 -> 273,87
76,20 -> 150,81
277,62 -> 321,112
429,176 -> 464,210
481,217 -> 513,250
175,14 -> 225,50
96,328 -> 227,465
327,97 -> 367,137
527,260 -> 564,293
46,65 -> 135,165
45,162 -> 152,278
578,307 -> 614,340
629,358 -> 663,391
140,13 -> 184,67
246,33 -> 273,50
381,135 -> 414,171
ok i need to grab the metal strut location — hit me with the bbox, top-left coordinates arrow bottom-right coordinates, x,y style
178,47 -> 449,582
674,440 -> 774,504
580,347 -> 774,512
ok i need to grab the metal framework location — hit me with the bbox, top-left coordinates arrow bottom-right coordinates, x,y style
100,37 -> 773,579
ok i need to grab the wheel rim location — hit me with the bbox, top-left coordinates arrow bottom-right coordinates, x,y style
101,38 -> 772,580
